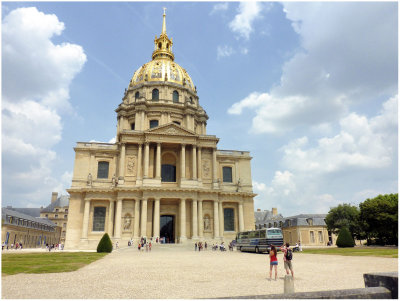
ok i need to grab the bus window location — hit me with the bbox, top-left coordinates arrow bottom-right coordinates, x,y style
239,232 -> 249,239
249,230 -> 260,238
260,229 -> 266,238
267,229 -> 282,235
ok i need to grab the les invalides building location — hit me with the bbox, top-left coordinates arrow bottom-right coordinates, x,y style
65,11 -> 256,249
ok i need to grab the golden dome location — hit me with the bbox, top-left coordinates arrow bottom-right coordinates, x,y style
129,9 -> 195,92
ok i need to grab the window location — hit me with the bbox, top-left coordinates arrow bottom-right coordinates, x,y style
97,161 -> 109,179
93,207 -> 106,231
222,166 -> 233,182
318,231 -> 323,243
55,209 -> 59,212
131,123 -> 135,130
273,222 -> 277,228
224,208 -> 234,231
161,164 -> 176,182
135,91 -> 140,101
249,230 -> 260,238
264,223 -> 267,228
306,218 -> 313,226
189,97 -> 193,104
64,215 -> 67,219
55,215 -> 58,218
45,214 -> 48,218
173,121 -> 180,125
310,231 -> 315,243
173,90 -> 179,103
279,221 -> 283,228
149,120 -> 159,129
152,88 -> 159,100
65,209 -> 68,213
63,223 -> 67,228
260,229 -> 266,237
268,223 -> 272,228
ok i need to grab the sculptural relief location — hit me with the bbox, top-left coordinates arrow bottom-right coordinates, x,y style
203,160 -> 211,178
126,156 -> 136,175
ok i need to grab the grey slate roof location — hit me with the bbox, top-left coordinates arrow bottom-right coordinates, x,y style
2,208 -> 56,227
255,210 -> 283,224
255,212 -> 327,228
5,207 -> 41,218
41,195 -> 69,213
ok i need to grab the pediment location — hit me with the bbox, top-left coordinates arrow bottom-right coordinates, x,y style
146,123 -> 197,136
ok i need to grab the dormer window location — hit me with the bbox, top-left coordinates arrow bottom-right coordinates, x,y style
307,218 -> 313,226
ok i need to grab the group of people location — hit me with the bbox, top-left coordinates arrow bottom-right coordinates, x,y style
194,241 -> 207,251
269,243 -> 295,281
2,242 -> 23,250
137,237 -> 152,252
194,241 -> 236,252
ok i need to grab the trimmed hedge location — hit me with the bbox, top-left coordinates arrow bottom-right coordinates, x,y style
336,227 -> 355,248
97,233 -> 113,253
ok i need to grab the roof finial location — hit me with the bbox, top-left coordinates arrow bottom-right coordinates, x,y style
162,7 -> 167,35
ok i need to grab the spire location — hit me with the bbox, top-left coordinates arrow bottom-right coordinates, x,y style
162,7 -> 167,35
152,8 -> 174,61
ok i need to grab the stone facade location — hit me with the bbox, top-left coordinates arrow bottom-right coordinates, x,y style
2,208 -> 61,248
65,12 -> 256,250
40,192 -> 69,243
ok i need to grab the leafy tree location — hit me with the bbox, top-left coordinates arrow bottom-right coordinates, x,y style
325,203 -> 361,239
336,227 -> 355,248
359,194 -> 398,245
97,233 -> 113,253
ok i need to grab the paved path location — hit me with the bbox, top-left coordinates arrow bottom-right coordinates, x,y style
2,244 -> 398,299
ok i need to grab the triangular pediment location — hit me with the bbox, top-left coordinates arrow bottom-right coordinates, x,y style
146,123 -> 197,136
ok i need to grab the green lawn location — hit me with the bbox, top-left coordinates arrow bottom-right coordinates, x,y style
302,247 -> 398,258
2,252 -> 108,275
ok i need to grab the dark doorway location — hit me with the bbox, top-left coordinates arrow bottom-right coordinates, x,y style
160,215 -> 175,243
161,164 -> 176,182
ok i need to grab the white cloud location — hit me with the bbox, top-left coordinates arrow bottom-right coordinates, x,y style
228,2 -> 397,134
2,7 -> 86,207
229,2 -> 264,40
217,45 -> 235,59
210,2 -> 228,15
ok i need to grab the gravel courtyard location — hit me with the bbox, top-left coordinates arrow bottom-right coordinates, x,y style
2,244 -> 398,299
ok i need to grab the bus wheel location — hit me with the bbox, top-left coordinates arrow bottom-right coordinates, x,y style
255,247 -> 259,253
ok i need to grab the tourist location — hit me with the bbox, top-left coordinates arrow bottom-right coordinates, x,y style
205,242 -> 207,250
299,241 -> 302,251
149,242 -> 152,251
282,243 -> 294,279
146,243 -> 149,252
2,242 -> 5,251
195,242 -> 197,251
138,242 -> 141,251
269,245 -> 278,280
156,237 -> 159,243
116,241 -> 119,249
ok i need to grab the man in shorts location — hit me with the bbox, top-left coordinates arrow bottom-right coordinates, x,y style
282,243 -> 294,279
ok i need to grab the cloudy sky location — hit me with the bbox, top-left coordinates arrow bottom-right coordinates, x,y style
2,2 -> 398,216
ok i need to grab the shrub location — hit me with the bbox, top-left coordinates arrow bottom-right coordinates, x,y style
97,233 -> 113,253
336,227 -> 354,248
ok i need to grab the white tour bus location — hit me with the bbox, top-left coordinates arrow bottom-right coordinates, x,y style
236,228 -> 284,253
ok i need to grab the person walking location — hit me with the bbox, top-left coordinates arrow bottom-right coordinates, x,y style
282,243 -> 294,279
195,242 -> 197,251
149,242 -> 152,251
269,245 -> 278,280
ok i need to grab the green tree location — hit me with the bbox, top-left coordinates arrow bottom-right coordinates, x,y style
97,233 -> 113,253
359,194 -> 398,245
325,203 -> 361,239
336,227 -> 355,247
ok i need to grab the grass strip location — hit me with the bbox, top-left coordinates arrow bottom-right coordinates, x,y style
2,252 -> 108,275
302,247 -> 398,258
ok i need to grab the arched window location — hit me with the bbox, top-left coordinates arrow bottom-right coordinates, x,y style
189,97 -> 193,104
269,223 -> 272,228
158,42 -> 162,49
274,222 -> 277,228
224,208 -> 234,231
93,207 -> 106,231
173,90 -> 179,103
152,89 -> 159,101
97,161 -> 109,179
279,221 -> 283,228
222,166 -> 232,182
135,91 -> 140,101
149,120 -> 159,129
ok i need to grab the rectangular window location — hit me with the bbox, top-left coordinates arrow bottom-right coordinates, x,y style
55,215 -> 58,218
131,123 -> 135,130
65,209 -> 68,213
318,231 -> 323,243
223,208 -> 234,231
310,231 -> 315,243
222,166 -> 232,182
64,215 -> 67,219
55,209 -> 59,212
149,120 -> 159,128
97,161 -> 109,179
93,207 -> 106,232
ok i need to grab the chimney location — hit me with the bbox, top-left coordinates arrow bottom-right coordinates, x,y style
51,192 -> 58,204
257,208 -> 261,212
272,207 -> 278,216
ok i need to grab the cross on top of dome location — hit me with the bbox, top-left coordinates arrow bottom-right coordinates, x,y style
152,9 -> 174,61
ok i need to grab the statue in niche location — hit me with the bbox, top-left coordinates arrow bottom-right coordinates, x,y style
204,215 -> 210,231
124,215 -> 132,230
127,157 -> 135,174
112,174 -> 117,187
236,178 -> 241,192
87,173 -> 92,187
203,160 -> 210,178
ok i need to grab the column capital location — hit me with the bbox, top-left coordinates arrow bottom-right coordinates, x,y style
181,143 -> 186,147
84,198 -> 91,202
157,142 -> 162,146
138,142 -> 143,146
145,141 -> 150,146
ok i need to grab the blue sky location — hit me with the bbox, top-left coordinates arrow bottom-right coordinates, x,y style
2,2 -> 398,216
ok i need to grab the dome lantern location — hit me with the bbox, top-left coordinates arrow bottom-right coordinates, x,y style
152,8 -> 174,61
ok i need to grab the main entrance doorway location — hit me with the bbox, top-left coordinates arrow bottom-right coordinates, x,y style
160,215 -> 175,244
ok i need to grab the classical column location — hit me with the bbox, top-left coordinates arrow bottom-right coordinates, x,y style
192,146 -> 197,180
141,199 -> 148,237
238,202 -> 244,232
198,200 -> 203,238
144,142 -> 150,178
81,199 -> 90,239
141,111 -> 145,130
119,143 -> 126,180
156,143 -> 161,179
137,143 -> 143,180
153,198 -> 160,238
197,147 -> 202,181
192,200 -> 198,239
212,148 -> 218,184
213,200 -> 219,239
180,199 -> 186,241
219,201 -> 224,238
114,199 -> 122,239
180,144 -> 186,179
108,200 -> 115,237
133,199 -> 140,238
